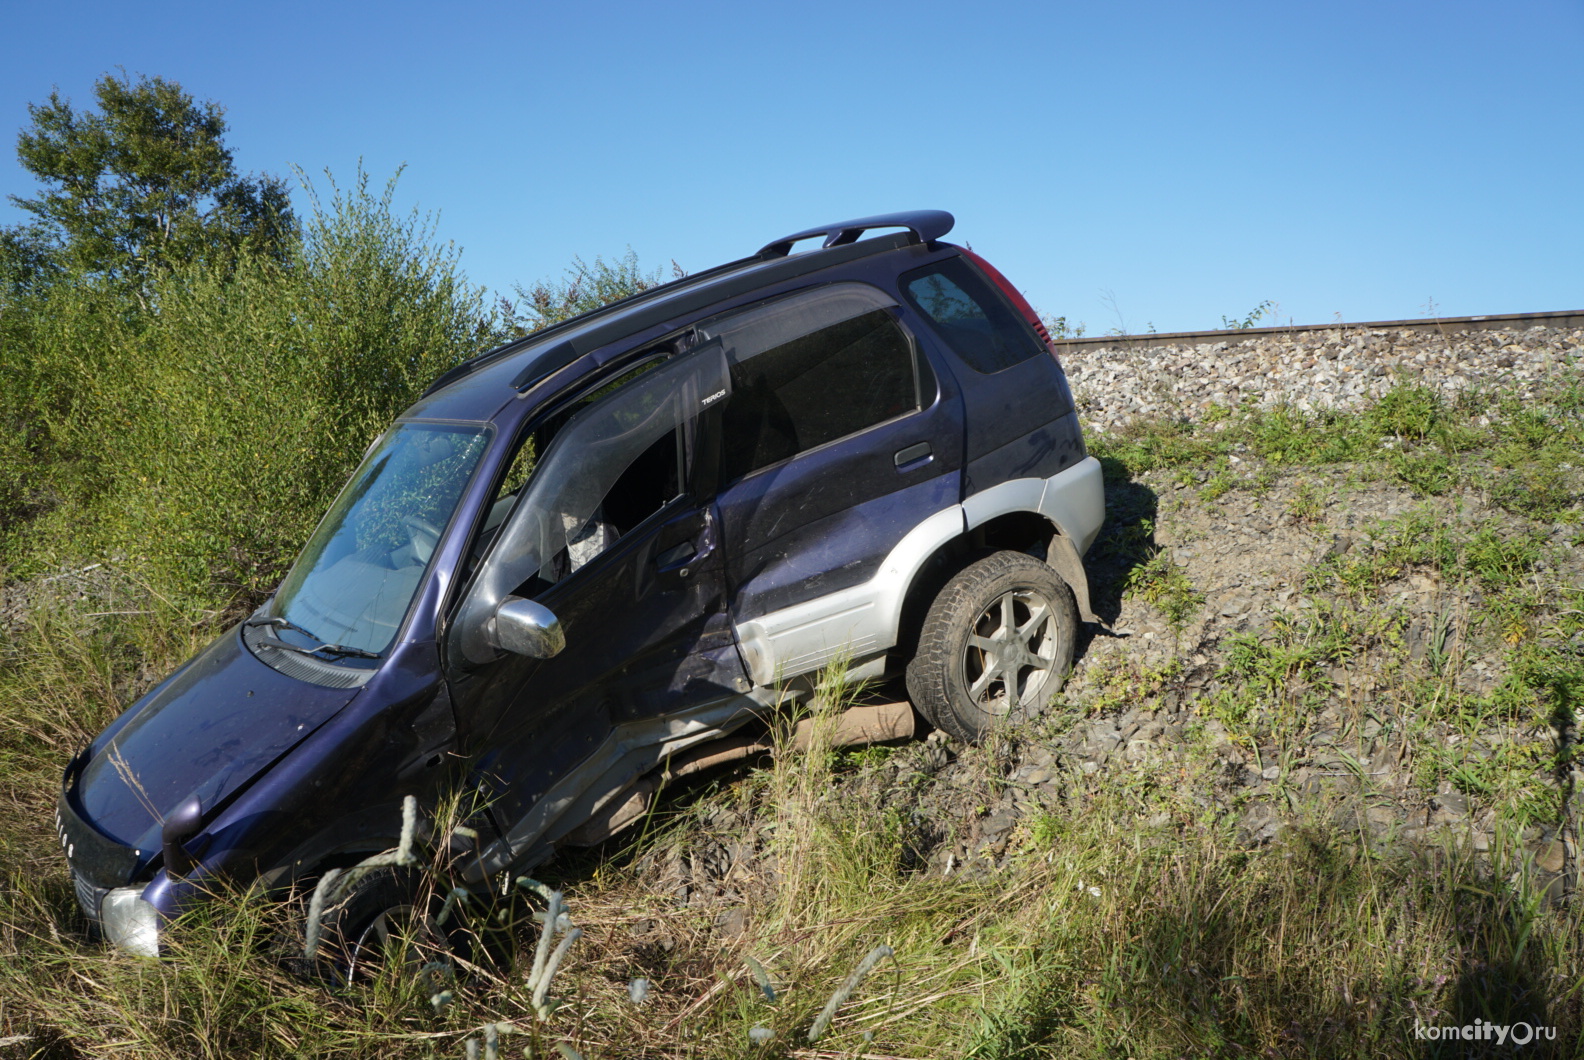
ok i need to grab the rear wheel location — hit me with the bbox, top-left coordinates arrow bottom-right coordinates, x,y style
906,551 -> 1076,743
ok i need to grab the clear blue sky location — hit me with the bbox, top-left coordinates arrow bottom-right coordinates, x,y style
3,0 -> 1580,333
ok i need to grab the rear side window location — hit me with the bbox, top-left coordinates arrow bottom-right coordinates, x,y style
700,285 -> 918,483
902,257 -> 1043,374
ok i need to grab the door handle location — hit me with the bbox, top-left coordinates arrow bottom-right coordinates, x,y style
655,541 -> 695,568
657,539 -> 714,575
894,442 -> 933,469
654,509 -> 717,580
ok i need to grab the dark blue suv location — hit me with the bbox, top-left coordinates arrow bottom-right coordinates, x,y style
58,211 -> 1104,960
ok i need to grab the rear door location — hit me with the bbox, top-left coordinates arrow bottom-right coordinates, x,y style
703,283 -> 965,681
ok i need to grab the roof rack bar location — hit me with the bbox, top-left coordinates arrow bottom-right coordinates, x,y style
758,210 -> 954,258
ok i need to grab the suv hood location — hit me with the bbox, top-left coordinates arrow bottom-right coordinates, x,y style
72,623 -> 364,859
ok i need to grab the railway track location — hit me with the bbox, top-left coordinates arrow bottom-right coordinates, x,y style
1052,308 -> 1584,355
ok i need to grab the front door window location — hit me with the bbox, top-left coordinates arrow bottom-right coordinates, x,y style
453,345 -> 730,665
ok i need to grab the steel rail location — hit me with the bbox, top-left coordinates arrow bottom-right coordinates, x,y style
1051,309 -> 1584,354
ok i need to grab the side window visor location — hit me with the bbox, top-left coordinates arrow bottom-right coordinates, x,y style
452,344 -> 730,664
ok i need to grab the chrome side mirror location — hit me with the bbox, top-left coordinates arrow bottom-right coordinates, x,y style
492,597 -> 565,659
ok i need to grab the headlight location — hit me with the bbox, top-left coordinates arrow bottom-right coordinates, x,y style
101,886 -> 160,957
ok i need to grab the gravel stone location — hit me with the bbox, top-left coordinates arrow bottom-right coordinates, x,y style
1064,325 -> 1583,435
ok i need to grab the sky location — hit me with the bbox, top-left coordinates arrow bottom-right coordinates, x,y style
1,0 -> 1580,334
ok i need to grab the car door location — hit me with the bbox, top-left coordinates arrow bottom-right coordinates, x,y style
701,283 -> 965,684
443,345 -> 747,835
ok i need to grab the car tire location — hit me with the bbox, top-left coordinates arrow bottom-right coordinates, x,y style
905,551 -> 1076,743
310,865 -> 463,984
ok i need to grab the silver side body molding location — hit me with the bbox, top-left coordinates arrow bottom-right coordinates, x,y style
735,456 -> 1106,686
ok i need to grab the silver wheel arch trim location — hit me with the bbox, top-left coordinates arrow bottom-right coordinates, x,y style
962,457 -> 1105,624
734,505 -> 966,687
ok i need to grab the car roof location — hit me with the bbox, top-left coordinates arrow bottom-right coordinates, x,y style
402,211 -> 957,424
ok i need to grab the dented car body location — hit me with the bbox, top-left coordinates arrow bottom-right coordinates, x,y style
59,211 -> 1105,956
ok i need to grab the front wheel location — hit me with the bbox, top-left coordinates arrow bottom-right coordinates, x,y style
310,866 -> 462,985
906,551 -> 1077,743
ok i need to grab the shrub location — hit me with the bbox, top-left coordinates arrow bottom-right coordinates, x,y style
2,168 -> 495,611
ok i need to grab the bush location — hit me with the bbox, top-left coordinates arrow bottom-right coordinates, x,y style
1,169 -> 495,610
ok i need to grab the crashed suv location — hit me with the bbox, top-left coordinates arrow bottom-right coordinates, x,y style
58,210 -> 1104,960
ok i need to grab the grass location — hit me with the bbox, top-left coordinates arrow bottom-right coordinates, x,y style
1091,378 -> 1584,524
4,622 -> 1580,1055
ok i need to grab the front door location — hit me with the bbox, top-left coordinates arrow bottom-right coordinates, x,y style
444,345 -> 746,838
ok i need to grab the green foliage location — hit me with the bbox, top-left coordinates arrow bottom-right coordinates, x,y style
7,71 -> 297,285
1197,463 -> 1237,501
1092,381 -> 1583,525
1,167 -> 492,609
1040,312 -> 1086,339
1366,383 -> 1442,440
0,221 -> 61,293
1309,506 -> 1546,600
1283,479 -> 1325,524
1220,299 -> 1274,330
1122,541 -> 1202,631
1090,415 -> 1227,478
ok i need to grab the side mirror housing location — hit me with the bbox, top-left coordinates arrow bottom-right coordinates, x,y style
161,796 -> 204,877
492,597 -> 565,659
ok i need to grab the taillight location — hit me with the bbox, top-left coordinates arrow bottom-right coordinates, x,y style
959,248 -> 1063,367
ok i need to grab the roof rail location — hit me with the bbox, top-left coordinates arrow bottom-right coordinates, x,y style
758,210 -> 955,258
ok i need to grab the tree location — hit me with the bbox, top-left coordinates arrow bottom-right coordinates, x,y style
7,71 -> 297,283
0,222 -> 60,295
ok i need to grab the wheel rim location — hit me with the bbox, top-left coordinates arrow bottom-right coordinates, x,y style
347,903 -> 445,981
961,587 -> 1059,716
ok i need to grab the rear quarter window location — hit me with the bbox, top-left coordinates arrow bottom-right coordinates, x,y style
902,257 -> 1044,374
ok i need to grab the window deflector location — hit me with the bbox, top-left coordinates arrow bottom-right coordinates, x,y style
454,344 -> 731,664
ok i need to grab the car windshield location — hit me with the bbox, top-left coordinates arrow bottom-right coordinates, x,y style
270,422 -> 490,655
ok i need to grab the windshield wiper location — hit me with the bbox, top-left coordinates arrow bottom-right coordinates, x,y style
253,633 -> 381,661
246,614 -> 318,639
